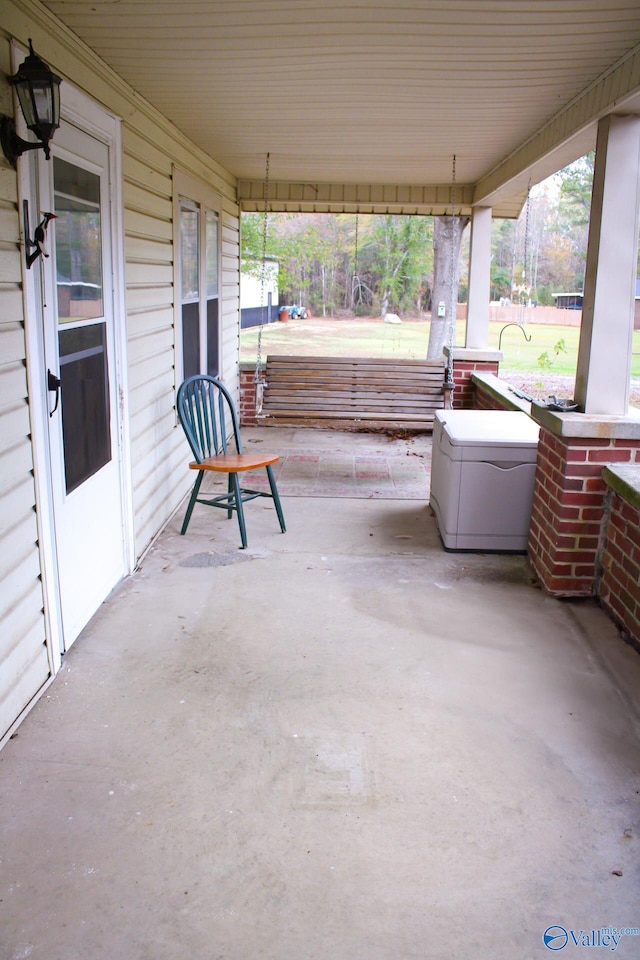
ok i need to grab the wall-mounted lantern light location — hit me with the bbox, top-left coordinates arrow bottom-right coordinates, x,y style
1,40 -> 62,168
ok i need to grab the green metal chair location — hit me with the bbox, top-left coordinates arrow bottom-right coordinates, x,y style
177,375 -> 286,548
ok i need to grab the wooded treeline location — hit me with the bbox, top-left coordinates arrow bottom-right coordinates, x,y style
241,154 -> 597,317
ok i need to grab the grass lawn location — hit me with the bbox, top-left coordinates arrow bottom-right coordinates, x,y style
240,316 -> 640,380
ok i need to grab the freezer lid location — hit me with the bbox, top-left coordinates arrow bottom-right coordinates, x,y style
434,410 -> 540,448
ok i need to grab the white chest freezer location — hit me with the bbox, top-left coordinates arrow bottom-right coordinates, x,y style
430,410 -> 540,551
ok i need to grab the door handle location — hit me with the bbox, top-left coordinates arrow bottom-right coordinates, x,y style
47,368 -> 61,418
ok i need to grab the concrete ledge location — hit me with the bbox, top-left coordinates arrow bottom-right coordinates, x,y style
471,372 -> 532,414
530,404 -> 640,439
603,463 -> 640,509
444,346 -> 503,363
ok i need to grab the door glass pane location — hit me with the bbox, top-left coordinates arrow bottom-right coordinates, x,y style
54,158 -> 103,321
59,323 -> 111,493
206,210 -> 218,298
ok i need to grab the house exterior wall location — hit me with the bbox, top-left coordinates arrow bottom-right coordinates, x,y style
240,261 -> 279,311
240,260 -> 279,328
0,2 -> 241,740
0,35 -> 52,739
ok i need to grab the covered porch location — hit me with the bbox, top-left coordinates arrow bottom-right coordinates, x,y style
2,426 -> 640,958
2,6 -> 640,950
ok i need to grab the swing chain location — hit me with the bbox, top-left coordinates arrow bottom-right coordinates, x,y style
445,154 -> 457,387
253,154 -> 271,415
255,152 -> 270,385
352,212 -> 360,308
523,184 -> 531,299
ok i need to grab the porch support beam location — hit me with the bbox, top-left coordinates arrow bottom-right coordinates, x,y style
465,206 -> 492,349
575,114 -> 640,414
238,179 -> 476,216
443,206 -> 502,409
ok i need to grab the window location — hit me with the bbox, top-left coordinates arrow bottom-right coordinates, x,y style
174,171 -> 221,382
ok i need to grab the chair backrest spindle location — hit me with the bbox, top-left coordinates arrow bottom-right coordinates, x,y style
177,375 -> 241,464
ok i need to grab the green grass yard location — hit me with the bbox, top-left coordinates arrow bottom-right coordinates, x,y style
240,316 -> 640,380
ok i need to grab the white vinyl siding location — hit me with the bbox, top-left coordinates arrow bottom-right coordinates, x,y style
122,142 -> 185,555
220,209 -> 241,398
0,47 -> 51,739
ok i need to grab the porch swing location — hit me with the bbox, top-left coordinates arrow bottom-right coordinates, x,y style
255,157 -> 448,431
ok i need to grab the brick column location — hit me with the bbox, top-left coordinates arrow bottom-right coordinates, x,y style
528,409 -> 640,596
239,362 -> 259,426
452,358 -> 499,408
445,348 -> 503,409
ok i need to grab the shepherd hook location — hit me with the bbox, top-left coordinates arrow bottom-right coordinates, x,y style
499,322 -> 532,351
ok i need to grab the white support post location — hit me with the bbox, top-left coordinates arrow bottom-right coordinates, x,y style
575,114 -> 640,414
465,206 -> 492,349
446,204 -> 502,387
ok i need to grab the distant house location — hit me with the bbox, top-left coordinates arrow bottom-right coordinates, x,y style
240,259 -> 279,328
554,287 -> 640,328
553,292 -> 583,310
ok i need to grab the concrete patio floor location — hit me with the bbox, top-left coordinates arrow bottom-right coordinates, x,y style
2,428 -> 640,960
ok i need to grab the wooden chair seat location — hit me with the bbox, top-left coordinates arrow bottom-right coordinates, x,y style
191,453 -> 280,473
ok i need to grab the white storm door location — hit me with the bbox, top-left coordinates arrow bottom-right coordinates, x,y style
40,123 -> 126,649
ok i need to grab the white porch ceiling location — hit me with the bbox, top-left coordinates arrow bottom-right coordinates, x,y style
43,0 -> 640,216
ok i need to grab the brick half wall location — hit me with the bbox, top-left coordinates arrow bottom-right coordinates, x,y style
598,467 -> 640,649
528,429 -> 640,596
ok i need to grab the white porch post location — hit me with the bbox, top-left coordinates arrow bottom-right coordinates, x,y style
465,206 -> 492,348
575,114 -> 640,414
445,205 -> 502,407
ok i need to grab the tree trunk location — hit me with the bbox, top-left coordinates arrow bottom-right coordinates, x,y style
427,215 -> 470,360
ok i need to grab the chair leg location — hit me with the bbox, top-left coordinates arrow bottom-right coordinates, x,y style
266,464 -> 286,533
181,471 -> 204,535
230,472 -> 248,548
227,473 -> 234,519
